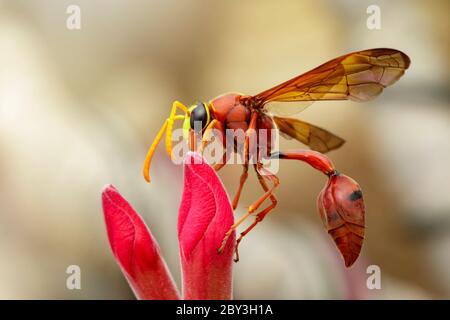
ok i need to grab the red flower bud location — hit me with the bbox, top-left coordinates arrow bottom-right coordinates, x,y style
178,152 -> 235,300
317,173 -> 365,267
101,152 -> 235,300
102,185 -> 180,299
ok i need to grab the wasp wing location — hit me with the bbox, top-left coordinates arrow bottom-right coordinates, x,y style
273,116 -> 345,153
247,48 -> 410,116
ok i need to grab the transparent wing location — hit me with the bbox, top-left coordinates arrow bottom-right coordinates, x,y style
247,48 -> 410,117
265,101 -> 313,117
273,116 -> 345,153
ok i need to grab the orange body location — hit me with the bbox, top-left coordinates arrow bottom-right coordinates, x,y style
209,93 -> 276,155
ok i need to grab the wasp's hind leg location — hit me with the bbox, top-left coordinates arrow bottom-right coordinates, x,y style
218,164 -> 279,261
233,165 -> 279,262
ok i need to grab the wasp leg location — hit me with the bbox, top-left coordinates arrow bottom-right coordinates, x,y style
231,111 -> 258,209
218,207 -> 254,254
231,164 -> 248,210
213,150 -> 230,172
218,164 -> 279,255
247,164 -> 279,214
233,165 -> 278,262
188,129 -> 196,152
200,119 -> 224,153
143,115 -> 185,182
243,111 -> 258,165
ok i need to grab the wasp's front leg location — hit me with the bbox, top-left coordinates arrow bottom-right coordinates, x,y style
200,119 -> 224,153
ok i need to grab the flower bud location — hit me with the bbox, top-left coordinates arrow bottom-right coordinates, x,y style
102,185 -> 180,299
178,152 -> 235,299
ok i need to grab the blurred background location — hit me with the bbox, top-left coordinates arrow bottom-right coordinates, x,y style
0,0 -> 448,299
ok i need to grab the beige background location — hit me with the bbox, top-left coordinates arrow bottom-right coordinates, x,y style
0,0 -> 448,299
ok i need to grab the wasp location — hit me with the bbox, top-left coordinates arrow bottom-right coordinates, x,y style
143,48 -> 410,264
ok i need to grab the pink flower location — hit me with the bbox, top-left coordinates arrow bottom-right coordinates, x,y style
101,152 -> 235,299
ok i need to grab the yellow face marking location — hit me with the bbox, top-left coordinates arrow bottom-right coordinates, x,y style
204,103 -> 211,127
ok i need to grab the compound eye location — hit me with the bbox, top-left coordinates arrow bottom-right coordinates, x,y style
190,102 -> 209,130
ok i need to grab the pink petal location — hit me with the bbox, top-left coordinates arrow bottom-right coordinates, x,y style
102,185 -> 180,300
178,152 -> 235,300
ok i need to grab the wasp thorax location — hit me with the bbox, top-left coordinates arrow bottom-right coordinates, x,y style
190,102 -> 210,131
